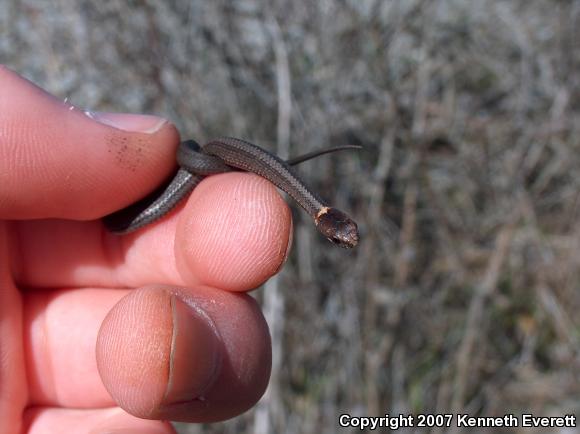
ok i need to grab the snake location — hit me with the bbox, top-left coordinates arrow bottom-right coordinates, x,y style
103,137 -> 359,248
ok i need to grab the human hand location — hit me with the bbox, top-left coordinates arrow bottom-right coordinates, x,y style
0,66 -> 290,433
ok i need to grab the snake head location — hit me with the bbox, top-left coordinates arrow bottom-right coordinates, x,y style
315,207 -> 359,248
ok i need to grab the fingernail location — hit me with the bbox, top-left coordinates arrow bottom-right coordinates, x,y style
275,218 -> 293,275
284,218 -> 293,262
164,296 -> 222,405
86,111 -> 168,133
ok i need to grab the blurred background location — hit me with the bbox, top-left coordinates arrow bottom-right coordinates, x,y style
3,0 -> 579,432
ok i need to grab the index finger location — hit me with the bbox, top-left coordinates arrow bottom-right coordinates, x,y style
0,65 -> 179,220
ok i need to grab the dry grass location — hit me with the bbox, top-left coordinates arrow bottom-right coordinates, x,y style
3,0 -> 580,432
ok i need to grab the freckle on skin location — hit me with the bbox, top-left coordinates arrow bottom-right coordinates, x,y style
106,132 -> 153,173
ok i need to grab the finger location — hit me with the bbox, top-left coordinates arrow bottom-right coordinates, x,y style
97,286 -> 271,422
0,65 -> 179,220
13,172 -> 292,292
24,407 -> 175,434
175,172 -> 293,291
24,286 -> 271,423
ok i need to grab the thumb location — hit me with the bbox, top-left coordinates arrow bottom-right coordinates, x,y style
0,66 -> 179,220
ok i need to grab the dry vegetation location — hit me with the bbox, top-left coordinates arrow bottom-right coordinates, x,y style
3,0 -> 580,433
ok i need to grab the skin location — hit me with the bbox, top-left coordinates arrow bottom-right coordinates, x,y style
0,66 -> 289,434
